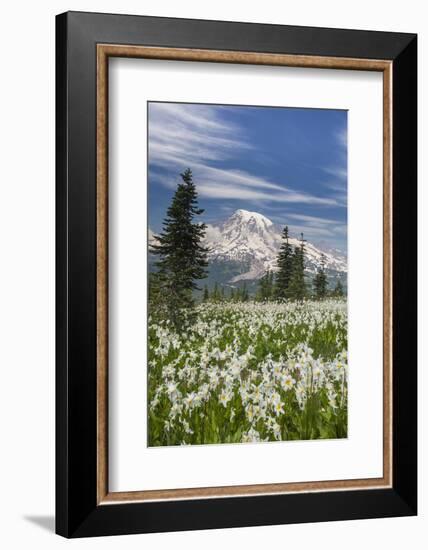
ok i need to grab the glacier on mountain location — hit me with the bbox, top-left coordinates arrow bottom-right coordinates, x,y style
149,209 -> 347,284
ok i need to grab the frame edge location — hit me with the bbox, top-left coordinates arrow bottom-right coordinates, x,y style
55,11 -> 418,537
391,34 -> 418,515
55,11 -> 69,538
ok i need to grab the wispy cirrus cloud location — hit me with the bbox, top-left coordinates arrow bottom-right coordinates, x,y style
323,166 -> 347,181
320,123 -> 348,207
148,102 -> 342,207
287,212 -> 344,226
336,126 -> 347,149
265,211 -> 347,249
149,103 -> 249,165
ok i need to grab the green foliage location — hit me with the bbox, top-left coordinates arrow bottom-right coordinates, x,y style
241,282 -> 249,302
203,283 -> 250,304
288,233 -> 307,300
313,253 -> 328,299
275,226 -> 293,298
203,285 -> 209,302
148,271 -> 163,317
333,279 -> 344,297
211,282 -> 221,302
149,169 -> 208,326
257,270 -> 275,301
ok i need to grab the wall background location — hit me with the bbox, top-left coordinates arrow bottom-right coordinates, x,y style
0,1 -> 424,548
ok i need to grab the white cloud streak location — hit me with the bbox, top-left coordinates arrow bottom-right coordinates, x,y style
319,124 -> 348,209
148,102 -> 342,207
267,211 -> 347,248
336,127 -> 347,149
323,167 -> 347,181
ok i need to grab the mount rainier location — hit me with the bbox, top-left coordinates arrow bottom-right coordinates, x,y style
203,209 -> 346,283
150,209 -> 347,287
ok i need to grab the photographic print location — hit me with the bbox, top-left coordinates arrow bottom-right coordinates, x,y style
147,102 -> 348,447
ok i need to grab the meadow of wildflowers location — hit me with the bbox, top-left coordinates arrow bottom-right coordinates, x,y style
148,299 -> 347,446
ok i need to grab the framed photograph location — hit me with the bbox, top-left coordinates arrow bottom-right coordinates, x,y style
56,11 -> 417,538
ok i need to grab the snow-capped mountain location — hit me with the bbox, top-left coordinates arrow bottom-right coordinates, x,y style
149,209 -> 347,284
203,209 -> 347,282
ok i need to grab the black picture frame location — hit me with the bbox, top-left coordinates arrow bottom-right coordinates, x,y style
56,11 -> 417,538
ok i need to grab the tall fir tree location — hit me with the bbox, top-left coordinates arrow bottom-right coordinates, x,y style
212,281 -> 220,302
149,169 -> 208,325
275,225 -> 293,298
334,279 -> 344,297
241,282 -> 249,302
256,274 -> 266,301
203,285 -> 209,302
313,253 -> 328,299
257,270 -> 274,301
269,271 -> 275,298
288,233 -> 307,300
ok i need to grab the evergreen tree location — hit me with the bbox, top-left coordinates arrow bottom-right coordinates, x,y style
148,271 -> 162,314
203,285 -> 209,302
242,282 -> 249,302
275,226 -> 293,298
257,273 -> 266,301
212,281 -> 220,302
257,270 -> 274,301
334,279 -> 344,297
268,271 -> 274,299
149,169 -> 208,325
288,233 -> 307,300
230,288 -> 235,302
313,253 -> 328,299
221,286 -> 225,301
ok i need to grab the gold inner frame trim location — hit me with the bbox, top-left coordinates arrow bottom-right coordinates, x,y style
96,44 -> 393,505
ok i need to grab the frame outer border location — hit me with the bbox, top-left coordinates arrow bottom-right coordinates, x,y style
55,11 -> 417,538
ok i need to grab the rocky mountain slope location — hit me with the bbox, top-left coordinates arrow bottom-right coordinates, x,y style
149,209 -> 347,287
203,209 -> 346,283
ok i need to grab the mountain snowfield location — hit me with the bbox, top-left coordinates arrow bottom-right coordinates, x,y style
203,209 -> 346,283
149,209 -> 347,285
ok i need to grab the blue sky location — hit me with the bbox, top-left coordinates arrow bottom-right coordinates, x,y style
148,102 -> 347,252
